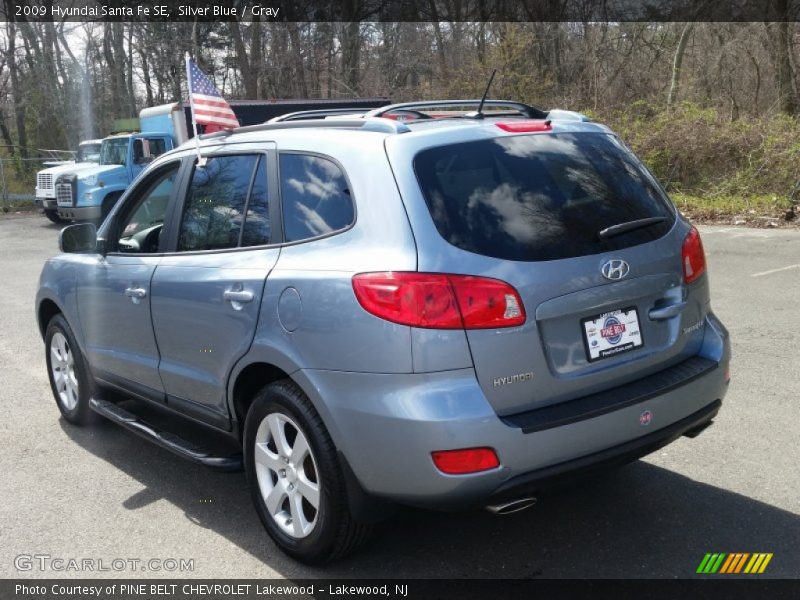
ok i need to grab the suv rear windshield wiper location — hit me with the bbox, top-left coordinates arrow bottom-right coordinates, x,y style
598,216 -> 668,240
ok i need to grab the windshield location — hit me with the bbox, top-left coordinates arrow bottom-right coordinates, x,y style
77,143 -> 101,163
413,132 -> 675,262
100,138 -> 129,166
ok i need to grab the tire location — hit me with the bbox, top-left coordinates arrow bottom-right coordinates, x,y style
244,379 -> 373,563
98,193 -> 121,225
44,209 -> 66,224
44,314 -> 97,426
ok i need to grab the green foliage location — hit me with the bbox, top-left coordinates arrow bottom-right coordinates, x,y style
671,193 -> 792,220
601,102 -> 800,200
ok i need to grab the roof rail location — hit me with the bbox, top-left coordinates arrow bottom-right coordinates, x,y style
364,99 -> 549,120
268,108 -> 373,123
198,118 -> 409,140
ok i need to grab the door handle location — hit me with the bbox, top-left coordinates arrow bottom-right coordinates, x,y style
124,287 -> 147,305
223,289 -> 254,304
648,302 -> 687,320
124,287 -> 147,299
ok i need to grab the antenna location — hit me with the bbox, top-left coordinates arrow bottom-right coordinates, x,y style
473,69 -> 497,119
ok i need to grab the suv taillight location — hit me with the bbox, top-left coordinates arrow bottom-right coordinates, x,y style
352,272 -> 526,329
431,447 -> 500,474
682,226 -> 706,284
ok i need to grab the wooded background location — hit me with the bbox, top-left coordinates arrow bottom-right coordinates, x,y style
2,20 -> 799,209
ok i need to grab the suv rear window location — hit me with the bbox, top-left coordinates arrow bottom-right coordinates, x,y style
413,133 -> 675,262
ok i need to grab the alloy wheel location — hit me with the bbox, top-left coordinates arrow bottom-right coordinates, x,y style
50,331 -> 78,411
254,412 -> 321,539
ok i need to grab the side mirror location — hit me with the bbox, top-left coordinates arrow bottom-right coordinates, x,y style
59,223 -> 97,254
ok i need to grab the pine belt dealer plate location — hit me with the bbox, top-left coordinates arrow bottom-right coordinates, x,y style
581,307 -> 643,362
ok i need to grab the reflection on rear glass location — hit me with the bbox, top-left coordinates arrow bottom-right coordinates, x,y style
414,133 -> 675,262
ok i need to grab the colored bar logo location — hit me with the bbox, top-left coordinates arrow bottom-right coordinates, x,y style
697,553 -> 773,574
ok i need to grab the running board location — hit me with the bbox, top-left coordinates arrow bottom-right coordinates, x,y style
89,398 -> 242,471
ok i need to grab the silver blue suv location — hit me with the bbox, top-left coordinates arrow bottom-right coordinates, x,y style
36,100 -> 730,563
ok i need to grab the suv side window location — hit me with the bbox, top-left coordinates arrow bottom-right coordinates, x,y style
116,164 -> 179,253
178,155 -> 260,251
279,153 -> 354,243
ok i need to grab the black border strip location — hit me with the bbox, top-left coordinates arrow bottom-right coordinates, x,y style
3,0 -> 800,23
4,577 -> 798,600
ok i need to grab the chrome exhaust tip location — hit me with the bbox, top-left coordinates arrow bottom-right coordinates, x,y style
485,496 -> 537,515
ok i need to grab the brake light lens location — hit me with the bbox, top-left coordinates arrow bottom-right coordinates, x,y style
682,226 -> 706,284
449,276 -> 525,328
495,120 -> 552,133
431,447 -> 500,475
352,272 -> 526,329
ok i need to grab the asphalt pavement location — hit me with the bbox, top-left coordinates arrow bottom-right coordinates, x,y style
0,214 -> 798,579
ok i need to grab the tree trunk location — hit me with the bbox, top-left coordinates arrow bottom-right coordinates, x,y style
229,22 -> 258,98
112,23 -> 128,116
250,20 -> 263,99
5,21 -> 28,158
772,13 -> 796,115
126,24 -> 137,115
0,109 -> 15,150
667,23 -> 694,107
138,27 -> 155,107
340,21 -> 361,95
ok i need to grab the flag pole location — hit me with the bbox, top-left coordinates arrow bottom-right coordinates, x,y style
185,52 -> 205,167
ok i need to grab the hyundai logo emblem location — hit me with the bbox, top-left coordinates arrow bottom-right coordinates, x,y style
601,259 -> 630,281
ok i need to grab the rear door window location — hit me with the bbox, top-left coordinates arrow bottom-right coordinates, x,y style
413,133 -> 675,262
178,155 -> 259,251
279,153 -> 354,242
241,157 -> 271,247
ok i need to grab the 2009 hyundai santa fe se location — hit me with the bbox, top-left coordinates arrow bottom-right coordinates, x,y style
36,99 -> 730,563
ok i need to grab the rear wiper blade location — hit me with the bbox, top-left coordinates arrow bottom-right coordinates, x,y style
598,217 -> 667,240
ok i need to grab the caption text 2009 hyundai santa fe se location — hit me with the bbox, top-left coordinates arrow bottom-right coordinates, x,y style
35,99 -> 730,563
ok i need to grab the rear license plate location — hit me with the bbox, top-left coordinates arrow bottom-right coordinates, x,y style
582,307 -> 643,362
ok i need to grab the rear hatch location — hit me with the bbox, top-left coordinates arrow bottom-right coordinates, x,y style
400,127 -> 709,416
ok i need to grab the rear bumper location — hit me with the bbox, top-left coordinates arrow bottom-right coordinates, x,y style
57,205 -> 101,220
487,398 -> 720,505
296,312 -> 730,510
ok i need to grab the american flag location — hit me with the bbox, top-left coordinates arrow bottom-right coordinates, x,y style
187,58 -> 240,130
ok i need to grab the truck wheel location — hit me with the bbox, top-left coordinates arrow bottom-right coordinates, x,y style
44,209 -> 67,224
45,314 -> 97,426
244,379 -> 373,563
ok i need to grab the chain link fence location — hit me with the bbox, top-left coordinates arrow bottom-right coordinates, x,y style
0,150 -> 77,214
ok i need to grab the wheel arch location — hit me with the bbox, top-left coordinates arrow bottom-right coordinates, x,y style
230,358 -> 392,524
101,189 -> 124,212
227,355 -> 344,452
37,297 -> 63,339
230,361 -> 293,437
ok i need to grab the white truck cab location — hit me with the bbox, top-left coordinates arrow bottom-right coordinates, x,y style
35,139 -> 102,223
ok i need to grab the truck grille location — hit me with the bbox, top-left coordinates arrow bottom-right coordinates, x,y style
37,173 -> 54,191
56,182 -> 74,207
